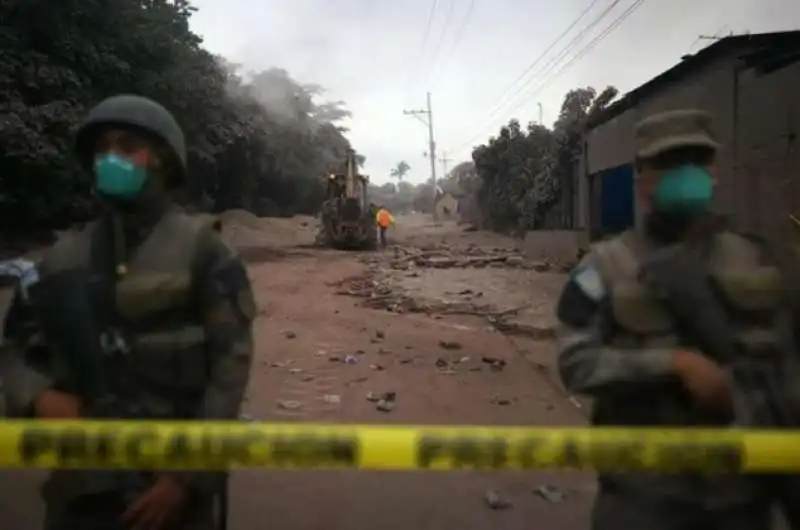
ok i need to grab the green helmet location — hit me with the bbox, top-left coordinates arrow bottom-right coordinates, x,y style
74,94 -> 187,180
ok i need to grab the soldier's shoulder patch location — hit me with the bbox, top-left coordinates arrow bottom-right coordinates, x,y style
571,263 -> 606,303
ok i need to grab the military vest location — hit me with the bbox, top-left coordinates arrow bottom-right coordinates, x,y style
588,229 -> 796,505
590,229 -> 799,427
38,209 -> 219,419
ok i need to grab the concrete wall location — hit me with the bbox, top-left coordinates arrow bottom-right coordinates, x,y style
586,107 -> 638,173
521,230 -> 588,263
733,60 -> 800,241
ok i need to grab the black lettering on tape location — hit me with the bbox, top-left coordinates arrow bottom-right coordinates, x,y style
18,428 -> 51,463
165,432 -> 193,464
270,434 -> 358,467
89,432 -> 114,463
18,428 -> 116,467
702,442 -> 744,473
416,436 -> 508,469
125,429 -> 159,468
514,435 -> 546,468
417,436 -> 443,468
198,430 -> 264,467
555,439 -> 583,469
221,431 -> 262,465
589,440 -> 645,471
655,441 -> 744,473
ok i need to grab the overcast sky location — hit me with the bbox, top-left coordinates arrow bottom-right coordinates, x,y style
188,0 -> 799,184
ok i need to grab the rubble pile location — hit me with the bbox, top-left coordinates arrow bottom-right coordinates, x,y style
337,243 -> 564,341
335,272 -> 497,316
364,244 -> 574,273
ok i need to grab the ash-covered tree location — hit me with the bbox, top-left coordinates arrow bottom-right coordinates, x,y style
0,0 -> 359,242
470,86 -> 617,232
390,161 -> 411,183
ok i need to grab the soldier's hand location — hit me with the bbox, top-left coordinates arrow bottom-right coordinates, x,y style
33,389 -> 81,418
122,475 -> 187,530
674,350 -> 732,411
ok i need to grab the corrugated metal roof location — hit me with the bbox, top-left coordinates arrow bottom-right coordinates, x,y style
587,31 -> 800,130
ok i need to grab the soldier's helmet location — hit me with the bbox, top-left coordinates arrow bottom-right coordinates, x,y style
634,109 -> 720,160
74,94 -> 187,182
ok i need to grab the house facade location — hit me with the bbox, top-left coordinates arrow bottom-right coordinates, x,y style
581,31 -> 800,243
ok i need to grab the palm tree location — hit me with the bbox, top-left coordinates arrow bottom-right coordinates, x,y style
390,161 -> 410,183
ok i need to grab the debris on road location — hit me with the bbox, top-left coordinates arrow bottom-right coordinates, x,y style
490,395 -> 512,406
282,330 -> 297,339
438,340 -> 462,350
484,489 -> 513,510
367,244 -> 552,271
323,394 -> 341,405
277,400 -> 302,410
368,391 -> 397,412
333,255 -> 558,342
376,400 -> 395,412
481,356 -> 506,371
534,484 -> 566,503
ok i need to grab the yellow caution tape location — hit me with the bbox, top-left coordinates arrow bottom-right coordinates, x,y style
1,421 -> 799,472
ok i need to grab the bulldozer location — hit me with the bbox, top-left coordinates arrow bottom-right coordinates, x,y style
316,149 -> 377,250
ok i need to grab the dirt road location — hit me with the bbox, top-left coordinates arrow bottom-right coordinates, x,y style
0,214 -> 595,529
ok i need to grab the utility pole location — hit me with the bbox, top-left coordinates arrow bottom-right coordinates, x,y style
404,92 -> 438,220
537,102 -> 543,125
439,152 -> 451,179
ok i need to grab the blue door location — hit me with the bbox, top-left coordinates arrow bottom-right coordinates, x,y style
600,164 -> 634,235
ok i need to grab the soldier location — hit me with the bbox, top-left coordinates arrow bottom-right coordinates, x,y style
1,94 -> 254,530
554,109 -> 792,529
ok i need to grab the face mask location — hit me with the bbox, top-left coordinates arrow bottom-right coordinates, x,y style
94,153 -> 148,199
652,164 -> 714,215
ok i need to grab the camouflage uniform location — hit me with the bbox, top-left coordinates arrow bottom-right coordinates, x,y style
2,95 -> 254,530
555,109 -> 800,529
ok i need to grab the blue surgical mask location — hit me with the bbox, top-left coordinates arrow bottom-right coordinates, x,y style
94,153 -> 148,199
652,164 -> 714,214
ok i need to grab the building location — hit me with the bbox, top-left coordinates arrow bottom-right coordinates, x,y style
434,192 -> 459,220
582,31 -> 800,242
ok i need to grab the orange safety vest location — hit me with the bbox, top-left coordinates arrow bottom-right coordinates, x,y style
376,209 -> 392,228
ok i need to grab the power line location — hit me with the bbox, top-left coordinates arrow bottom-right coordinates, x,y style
422,0 -> 458,87
450,0 -> 633,153
509,0 -> 647,117
451,0 -> 624,151
430,0 -> 476,86
450,0 -> 608,143
404,0 -> 440,98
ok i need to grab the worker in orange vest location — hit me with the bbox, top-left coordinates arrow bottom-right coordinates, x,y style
375,205 -> 395,248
